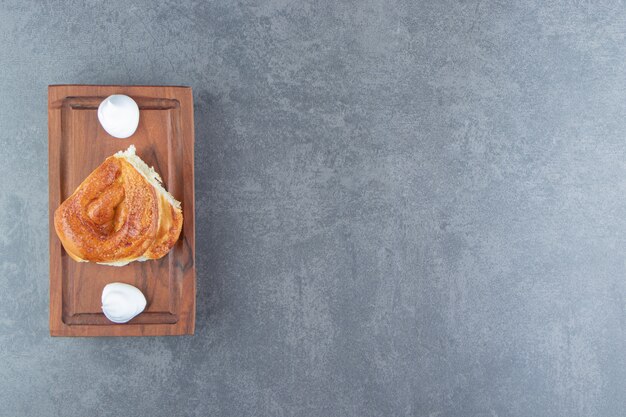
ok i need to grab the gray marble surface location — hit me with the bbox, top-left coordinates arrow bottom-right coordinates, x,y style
1,1 -> 625,416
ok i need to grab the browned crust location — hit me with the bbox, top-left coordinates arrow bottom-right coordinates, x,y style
54,156 -> 182,263
143,195 -> 183,260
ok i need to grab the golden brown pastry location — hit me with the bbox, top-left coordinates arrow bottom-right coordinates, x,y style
54,145 -> 182,266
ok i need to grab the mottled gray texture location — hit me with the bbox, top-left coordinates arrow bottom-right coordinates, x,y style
0,0 -> 625,416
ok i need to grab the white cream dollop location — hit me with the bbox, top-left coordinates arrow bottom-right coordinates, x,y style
97,94 -> 140,138
101,283 -> 147,323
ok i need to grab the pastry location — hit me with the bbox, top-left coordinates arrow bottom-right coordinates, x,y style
54,145 -> 182,266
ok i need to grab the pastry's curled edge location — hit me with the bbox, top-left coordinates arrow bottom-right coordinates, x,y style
54,145 -> 183,266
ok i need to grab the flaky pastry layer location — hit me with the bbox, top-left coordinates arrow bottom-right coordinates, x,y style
54,146 -> 183,266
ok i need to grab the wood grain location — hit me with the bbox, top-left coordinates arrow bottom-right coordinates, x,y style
49,85 -> 195,336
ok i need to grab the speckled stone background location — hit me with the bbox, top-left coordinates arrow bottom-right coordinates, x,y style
1,1 -> 625,416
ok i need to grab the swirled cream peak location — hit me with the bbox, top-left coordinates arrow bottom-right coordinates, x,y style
101,283 -> 147,323
98,94 -> 140,138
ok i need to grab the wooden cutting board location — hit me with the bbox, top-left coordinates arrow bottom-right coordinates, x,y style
48,85 -> 195,336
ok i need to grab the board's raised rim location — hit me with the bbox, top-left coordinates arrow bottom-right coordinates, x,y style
49,84 -> 192,89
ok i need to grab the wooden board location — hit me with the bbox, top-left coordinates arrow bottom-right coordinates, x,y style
48,85 -> 195,336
